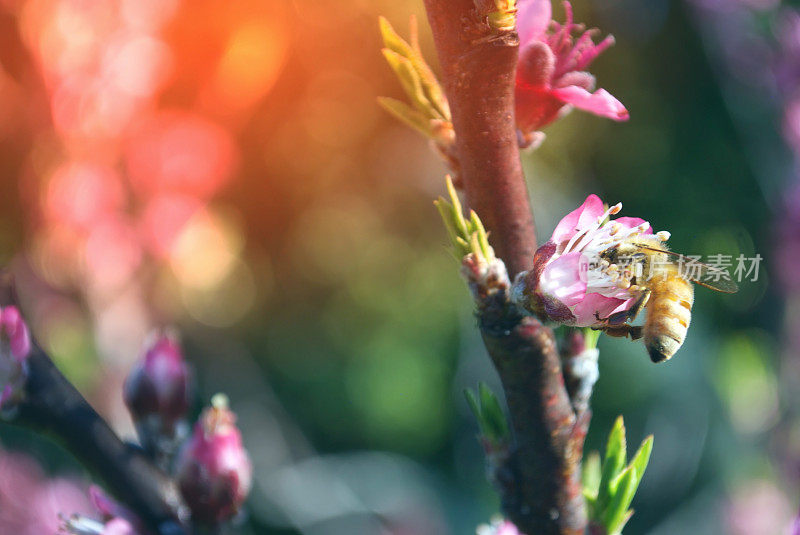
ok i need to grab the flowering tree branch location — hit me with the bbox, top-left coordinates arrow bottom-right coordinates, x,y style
0,277 -> 188,535
421,2 -> 587,533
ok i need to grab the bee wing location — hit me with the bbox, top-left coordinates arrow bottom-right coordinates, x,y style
632,245 -> 739,294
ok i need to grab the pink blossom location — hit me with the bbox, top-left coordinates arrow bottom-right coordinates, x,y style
176,394 -> 252,524
516,194 -> 664,327
0,306 -> 32,411
515,1 -> 628,143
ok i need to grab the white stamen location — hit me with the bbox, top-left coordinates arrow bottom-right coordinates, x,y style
657,231 -> 671,241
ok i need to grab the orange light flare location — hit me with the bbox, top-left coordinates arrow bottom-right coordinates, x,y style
163,0 -> 290,123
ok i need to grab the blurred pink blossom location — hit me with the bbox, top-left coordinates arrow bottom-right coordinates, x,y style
515,0 -> 628,145
0,449 -> 92,535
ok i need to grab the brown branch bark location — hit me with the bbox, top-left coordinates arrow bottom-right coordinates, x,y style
421,3 -> 588,533
0,278 -> 188,535
422,0 -> 536,279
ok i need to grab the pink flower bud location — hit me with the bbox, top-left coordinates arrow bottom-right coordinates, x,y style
0,306 -> 31,411
176,394 -> 252,525
123,331 -> 191,433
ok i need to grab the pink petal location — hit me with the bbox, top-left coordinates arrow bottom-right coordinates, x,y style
551,194 -> 605,244
570,294 -> 628,327
613,216 -> 653,235
538,252 -> 587,308
517,0 -> 552,49
551,86 -> 629,121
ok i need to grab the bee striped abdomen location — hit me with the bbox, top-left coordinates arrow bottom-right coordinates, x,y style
644,271 -> 694,363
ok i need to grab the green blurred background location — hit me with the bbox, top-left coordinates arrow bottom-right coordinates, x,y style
0,0 -> 795,533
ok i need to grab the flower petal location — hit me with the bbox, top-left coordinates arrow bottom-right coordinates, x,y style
613,216 -> 653,235
551,86 -> 629,121
571,293 -> 628,327
551,194 -> 605,244
517,0 -> 552,49
539,252 -> 588,308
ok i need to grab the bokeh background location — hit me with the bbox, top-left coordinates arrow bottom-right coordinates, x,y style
0,0 -> 797,533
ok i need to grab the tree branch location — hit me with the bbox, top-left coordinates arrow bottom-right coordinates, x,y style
422,0 -> 536,279
0,279 -> 188,535
421,3 -> 588,533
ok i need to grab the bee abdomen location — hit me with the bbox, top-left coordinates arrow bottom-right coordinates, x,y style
644,276 -> 694,363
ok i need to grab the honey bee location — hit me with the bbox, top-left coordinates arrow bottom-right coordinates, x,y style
594,237 -> 738,363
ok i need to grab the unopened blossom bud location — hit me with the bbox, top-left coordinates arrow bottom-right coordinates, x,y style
124,332 -> 190,427
176,394 -> 252,525
123,331 -> 191,459
0,305 -> 31,412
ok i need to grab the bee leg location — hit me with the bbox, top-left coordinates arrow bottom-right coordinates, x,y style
600,324 -> 644,340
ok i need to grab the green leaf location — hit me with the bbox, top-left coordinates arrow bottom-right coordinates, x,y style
597,416 -> 627,510
464,384 -> 509,446
381,49 -> 432,115
479,382 -> 509,440
378,16 -> 449,121
377,97 -> 432,137
582,450 -> 602,499
626,435 -> 653,498
602,466 -> 637,535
